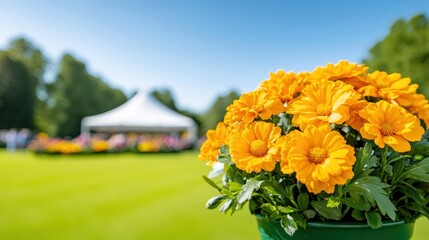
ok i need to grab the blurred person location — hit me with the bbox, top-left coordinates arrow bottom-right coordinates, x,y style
16,128 -> 31,149
5,128 -> 18,152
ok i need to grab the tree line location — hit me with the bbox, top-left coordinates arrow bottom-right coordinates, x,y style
1,14 -> 429,138
0,37 -> 239,138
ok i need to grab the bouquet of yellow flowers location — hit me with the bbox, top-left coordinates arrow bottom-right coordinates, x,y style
198,61 -> 429,237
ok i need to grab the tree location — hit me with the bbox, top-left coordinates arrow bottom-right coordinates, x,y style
0,52 -> 34,129
48,54 -> 126,137
363,14 -> 429,97
6,38 -> 49,130
200,90 -> 240,134
151,88 -> 203,136
151,89 -> 178,111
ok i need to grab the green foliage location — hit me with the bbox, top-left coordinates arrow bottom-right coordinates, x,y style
0,37 -> 127,137
311,201 -> 342,220
47,54 -> 126,137
202,123 -> 429,236
151,89 -> 179,111
347,176 -> 397,220
217,145 -> 233,164
200,90 -> 240,134
237,179 -> 263,204
365,211 -> 382,229
151,88 -> 202,137
404,158 -> 429,183
363,14 -> 429,98
0,52 -> 34,129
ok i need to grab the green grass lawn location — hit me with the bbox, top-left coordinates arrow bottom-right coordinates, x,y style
0,150 -> 428,240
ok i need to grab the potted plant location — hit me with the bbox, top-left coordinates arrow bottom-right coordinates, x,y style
198,61 -> 429,240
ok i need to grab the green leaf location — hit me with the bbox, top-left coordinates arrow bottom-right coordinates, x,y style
280,214 -> 298,236
290,213 -> 306,228
311,201 -> 342,220
225,165 -> 246,184
353,143 -> 376,179
297,193 -> 309,211
302,209 -> 316,219
202,175 -> 221,192
237,179 -> 263,204
348,176 -> 397,220
385,164 -> 393,177
365,212 -> 382,229
404,157 -> 429,183
249,199 -> 258,214
388,155 -> 412,165
405,202 -> 429,219
207,164 -> 224,178
351,209 -> 365,221
228,182 -> 243,193
410,132 -> 429,156
217,145 -> 234,164
206,196 -> 226,209
219,199 -> 233,213
260,203 -> 277,215
392,159 -> 405,184
327,197 -> 341,208
261,182 -> 283,196
278,206 -> 297,214
342,196 -> 371,211
396,182 -> 427,205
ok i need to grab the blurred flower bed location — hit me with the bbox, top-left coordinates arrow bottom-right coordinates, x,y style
27,132 -> 191,154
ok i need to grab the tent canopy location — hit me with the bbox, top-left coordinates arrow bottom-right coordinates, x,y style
81,90 -> 197,141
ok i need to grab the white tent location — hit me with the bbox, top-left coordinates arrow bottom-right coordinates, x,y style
81,90 -> 197,142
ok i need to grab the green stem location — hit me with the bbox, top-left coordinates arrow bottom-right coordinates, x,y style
380,146 -> 389,180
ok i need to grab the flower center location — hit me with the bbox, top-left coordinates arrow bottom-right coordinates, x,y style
250,139 -> 268,157
309,147 -> 328,164
317,104 -> 332,116
381,123 -> 395,136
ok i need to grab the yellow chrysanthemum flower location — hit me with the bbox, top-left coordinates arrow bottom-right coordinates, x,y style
418,108 -> 429,129
345,100 -> 369,131
258,70 -> 309,106
198,122 -> 231,166
407,93 -> 429,128
284,125 -> 355,194
57,141 -> 83,154
359,100 -> 424,152
229,121 -> 282,173
92,140 -> 109,152
288,81 -> 360,128
359,71 -> 418,108
138,141 -> 159,152
224,90 -> 285,125
311,60 -> 369,89
279,130 -> 300,174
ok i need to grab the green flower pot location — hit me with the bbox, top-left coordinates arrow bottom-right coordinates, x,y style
256,216 -> 414,240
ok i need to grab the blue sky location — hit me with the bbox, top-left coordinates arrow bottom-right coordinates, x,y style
1,1 -> 428,113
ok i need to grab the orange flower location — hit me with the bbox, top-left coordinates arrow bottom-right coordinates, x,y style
283,125 -> 355,194
138,141 -> 159,152
92,140 -> 109,152
258,70 -> 309,106
198,122 -> 231,166
311,60 -> 369,89
288,81 -> 360,128
345,100 -> 369,131
225,90 -> 285,125
407,93 -> 429,128
359,100 -> 424,152
359,71 -> 418,108
229,121 -> 282,173
279,130 -> 300,174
